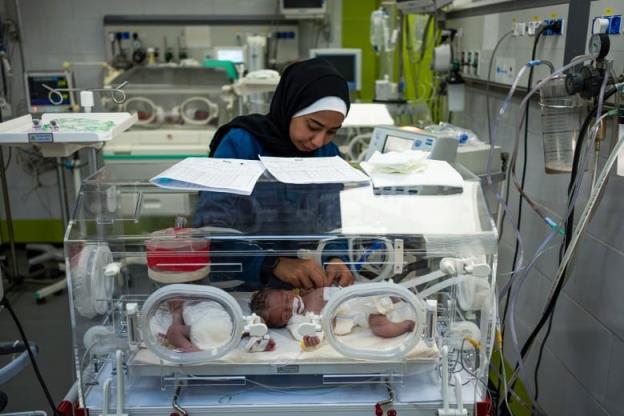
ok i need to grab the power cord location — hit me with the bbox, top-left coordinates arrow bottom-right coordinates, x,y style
529,87 -> 618,401
0,296 -> 60,416
497,24 -> 547,414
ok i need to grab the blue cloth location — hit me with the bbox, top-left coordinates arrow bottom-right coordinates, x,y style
210,128 -> 340,159
194,128 -> 349,290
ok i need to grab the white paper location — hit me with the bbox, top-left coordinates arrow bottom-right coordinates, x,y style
360,158 -> 464,190
150,157 -> 265,195
259,155 -> 370,184
342,103 -> 395,127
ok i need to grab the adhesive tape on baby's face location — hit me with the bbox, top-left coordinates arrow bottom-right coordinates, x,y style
292,296 -> 304,315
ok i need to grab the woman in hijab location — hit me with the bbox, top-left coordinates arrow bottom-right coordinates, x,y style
194,59 -> 354,290
208,58 -> 350,159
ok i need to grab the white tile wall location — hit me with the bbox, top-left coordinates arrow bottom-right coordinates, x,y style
450,1 -> 624,413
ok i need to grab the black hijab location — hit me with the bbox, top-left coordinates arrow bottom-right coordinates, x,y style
209,58 -> 351,157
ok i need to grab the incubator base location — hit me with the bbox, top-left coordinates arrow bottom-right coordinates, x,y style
83,361 -> 481,416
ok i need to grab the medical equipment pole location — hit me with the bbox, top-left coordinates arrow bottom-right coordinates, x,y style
0,146 -> 18,282
55,159 -> 70,228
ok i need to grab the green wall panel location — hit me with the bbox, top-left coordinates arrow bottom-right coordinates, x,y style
342,0 -> 380,101
1,219 -> 65,243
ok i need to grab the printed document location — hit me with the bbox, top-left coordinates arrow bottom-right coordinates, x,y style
259,155 -> 370,184
150,157 -> 265,195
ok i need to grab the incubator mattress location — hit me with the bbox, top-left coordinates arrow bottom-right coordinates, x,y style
133,292 -> 439,367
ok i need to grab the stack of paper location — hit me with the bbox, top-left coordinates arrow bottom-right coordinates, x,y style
259,155 -> 370,184
363,150 -> 428,173
360,156 -> 464,190
149,157 -> 266,195
150,156 -> 370,195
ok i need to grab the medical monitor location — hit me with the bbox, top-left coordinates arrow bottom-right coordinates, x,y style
280,0 -> 326,18
365,126 -> 458,163
25,71 -> 72,113
310,48 -> 362,92
213,46 -> 245,64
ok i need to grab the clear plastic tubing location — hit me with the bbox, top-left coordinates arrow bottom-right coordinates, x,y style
491,55 -> 593,398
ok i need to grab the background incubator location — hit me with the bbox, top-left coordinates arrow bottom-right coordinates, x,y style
101,66 -> 231,162
62,159 -> 497,415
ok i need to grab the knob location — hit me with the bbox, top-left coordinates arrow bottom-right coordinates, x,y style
565,72 -> 584,95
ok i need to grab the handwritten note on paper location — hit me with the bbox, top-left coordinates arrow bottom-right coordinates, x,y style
259,155 -> 370,184
150,157 -> 266,195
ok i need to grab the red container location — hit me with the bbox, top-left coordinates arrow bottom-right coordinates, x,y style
145,228 -> 210,283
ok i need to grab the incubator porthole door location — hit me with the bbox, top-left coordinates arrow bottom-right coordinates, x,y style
140,284 -> 245,364
320,282 -> 427,361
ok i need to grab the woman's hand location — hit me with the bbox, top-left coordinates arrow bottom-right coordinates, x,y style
325,258 -> 354,287
273,257 -> 328,288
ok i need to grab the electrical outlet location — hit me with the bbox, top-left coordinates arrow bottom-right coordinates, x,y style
527,21 -> 541,36
465,51 -> 473,75
472,50 -> 480,77
513,22 -> 526,36
593,16 -> 611,34
592,15 -> 622,34
607,15 -> 621,34
543,18 -> 564,35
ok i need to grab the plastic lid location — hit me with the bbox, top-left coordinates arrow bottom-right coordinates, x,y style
71,244 -> 114,319
321,282 -> 426,360
140,284 -> 244,364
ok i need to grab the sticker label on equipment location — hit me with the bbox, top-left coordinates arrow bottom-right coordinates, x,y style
277,365 -> 300,374
28,132 -> 53,143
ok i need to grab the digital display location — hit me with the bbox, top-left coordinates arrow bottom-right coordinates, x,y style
383,135 -> 415,153
215,48 -> 245,64
383,134 -> 436,153
27,74 -> 70,107
317,55 -> 357,91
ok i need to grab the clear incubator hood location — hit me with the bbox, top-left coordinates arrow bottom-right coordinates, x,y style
65,162 -> 497,415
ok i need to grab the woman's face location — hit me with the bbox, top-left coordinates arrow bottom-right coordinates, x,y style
289,110 -> 345,152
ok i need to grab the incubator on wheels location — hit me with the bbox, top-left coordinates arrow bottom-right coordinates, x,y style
65,161 -> 497,415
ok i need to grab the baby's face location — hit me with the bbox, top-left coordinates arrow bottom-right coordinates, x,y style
263,290 -> 299,328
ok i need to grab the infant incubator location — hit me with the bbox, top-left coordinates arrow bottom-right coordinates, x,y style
64,162 -> 497,415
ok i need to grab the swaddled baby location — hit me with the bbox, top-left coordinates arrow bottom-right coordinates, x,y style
150,300 -> 275,353
250,287 -> 415,347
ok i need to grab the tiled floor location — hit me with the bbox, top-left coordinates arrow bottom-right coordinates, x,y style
0,283 -> 74,413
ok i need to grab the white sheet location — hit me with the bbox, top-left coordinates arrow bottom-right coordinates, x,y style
134,292 -> 438,366
259,156 -> 369,184
340,181 -> 481,235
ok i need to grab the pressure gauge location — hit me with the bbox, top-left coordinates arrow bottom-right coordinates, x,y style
589,33 -> 610,60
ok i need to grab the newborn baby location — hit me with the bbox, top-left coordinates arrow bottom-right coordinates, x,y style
249,287 -> 415,347
150,300 -> 275,353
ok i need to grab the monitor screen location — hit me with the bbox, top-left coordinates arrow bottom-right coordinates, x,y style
282,0 -> 324,9
26,73 -> 70,107
310,48 -> 361,91
383,135 -> 415,153
214,47 -> 245,64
